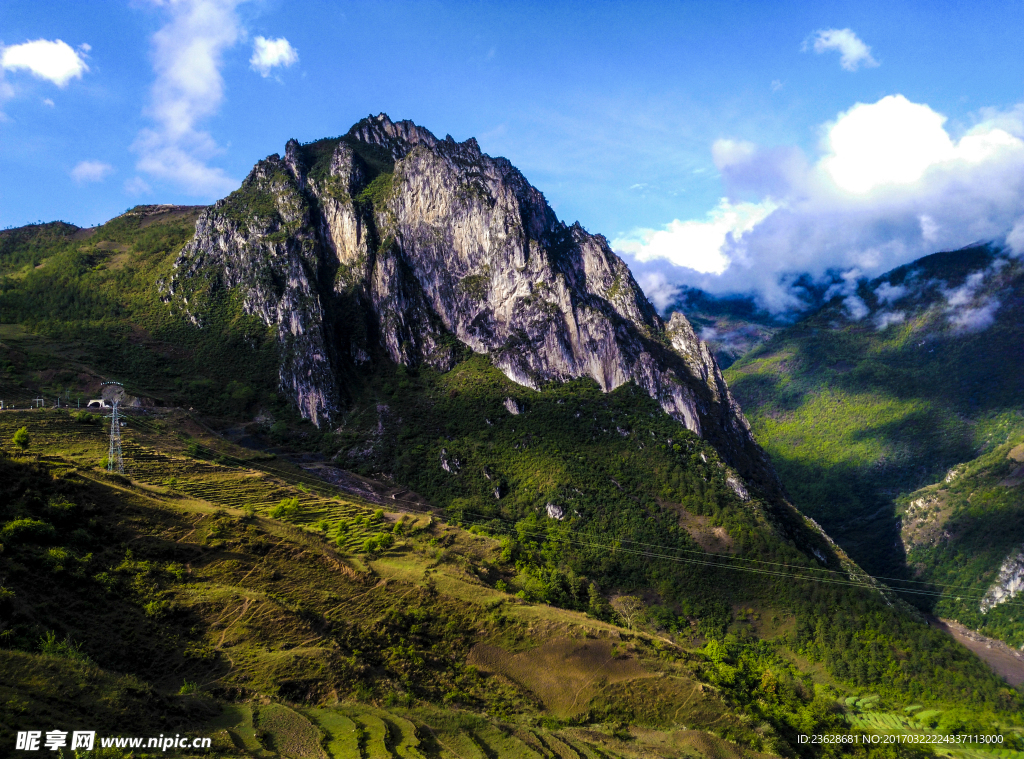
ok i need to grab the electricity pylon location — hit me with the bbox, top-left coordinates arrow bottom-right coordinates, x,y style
107,401 -> 124,474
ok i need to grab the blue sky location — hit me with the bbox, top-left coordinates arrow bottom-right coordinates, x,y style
4,0 -> 1024,310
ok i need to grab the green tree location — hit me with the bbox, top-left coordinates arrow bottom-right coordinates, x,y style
12,426 -> 29,451
612,595 -> 646,630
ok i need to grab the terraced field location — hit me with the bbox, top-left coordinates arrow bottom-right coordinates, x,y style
0,410 -> 395,551
214,699 -> 770,759
842,699 -> 1024,759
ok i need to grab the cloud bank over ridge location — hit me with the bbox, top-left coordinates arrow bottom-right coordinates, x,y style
616,94 -> 1024,312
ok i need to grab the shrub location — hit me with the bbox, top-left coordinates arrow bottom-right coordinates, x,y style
38,632 -> 91,663
44,547 -> 75,572
269,497 -> 300,521
144,599 -> 175,618
269,421 -> 288,442
356,172 -> 395,210
363,533 -> 395,554
12,426 -> 29,450
1,518 -> 55,543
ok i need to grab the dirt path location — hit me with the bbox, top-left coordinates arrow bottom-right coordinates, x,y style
933,617 -> 1024,687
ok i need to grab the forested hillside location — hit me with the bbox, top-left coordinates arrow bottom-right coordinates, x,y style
0,201 -> 1021,756
725,245 -> 1024,649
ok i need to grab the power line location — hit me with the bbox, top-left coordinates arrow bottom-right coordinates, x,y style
110,414 -> 1024,607
5,410 -> 1021,607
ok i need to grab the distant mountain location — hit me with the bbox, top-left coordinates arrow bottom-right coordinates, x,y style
725,243 -> 1024,639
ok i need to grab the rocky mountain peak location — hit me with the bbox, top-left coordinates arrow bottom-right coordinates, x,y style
165,116 -> 775,492
347,112 -> 440,158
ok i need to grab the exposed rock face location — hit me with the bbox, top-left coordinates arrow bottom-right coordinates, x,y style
161,157 -> 338,426
165,113 -> 773,490
546,502 -> 565,520
981,548 -> 1024,613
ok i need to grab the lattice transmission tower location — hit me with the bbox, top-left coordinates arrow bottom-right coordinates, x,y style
107,401 -> 124,474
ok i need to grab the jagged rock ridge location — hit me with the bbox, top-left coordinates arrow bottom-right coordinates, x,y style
164,114 -> 772,490
981,548 -> 1024,613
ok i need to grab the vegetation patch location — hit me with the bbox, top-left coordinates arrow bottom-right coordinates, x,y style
356,172 -> 396,212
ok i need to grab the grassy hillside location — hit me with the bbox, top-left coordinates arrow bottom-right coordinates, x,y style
1,215 -> 1023,756
1,410 -> 1021,758
0,208 -> 282,419
724,246 -> 1024,641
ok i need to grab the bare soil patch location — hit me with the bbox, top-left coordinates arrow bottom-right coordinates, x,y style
468,637 -> 653,717
675,508 -> 736,554
95,241 -> 129,252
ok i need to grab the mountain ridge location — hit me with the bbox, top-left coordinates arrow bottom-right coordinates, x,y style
163,113 -> 776,497
2,122 -> 1024,756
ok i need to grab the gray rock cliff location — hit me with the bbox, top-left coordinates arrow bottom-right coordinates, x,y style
164,114 -> 774,491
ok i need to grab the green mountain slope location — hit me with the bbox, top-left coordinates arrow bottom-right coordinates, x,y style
896,433 -> 1024,648
0,213 -> 1015,753
0,406 -> 1019,758
724,245 -> 1024,628
0,207 -> 281,419
0,201 -> 1022,753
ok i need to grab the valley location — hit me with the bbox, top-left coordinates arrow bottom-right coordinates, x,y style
724,246 -> 1024,653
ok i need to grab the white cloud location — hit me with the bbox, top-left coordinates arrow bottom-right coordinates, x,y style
124,176 -> 152,195
42,97 -> 54,107
613,198 -> 776,275
1,39 -> 89,87
635,272 -> 681,311
950,299 -> 1000,332
132,0 -> 244,196
874,310 -> 905,330
919,214 -> 939,242
821,96 -> 955,194
843,295 -> 869,320
874,282 -> 907,304
806,28 -> 879,72
619,94 -> 1024,313
942,270 -> 986,308
71,160 -> 114,183
250,36 -> 298,77
125,176 -> 152,195
1006,218 -> 1024,255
